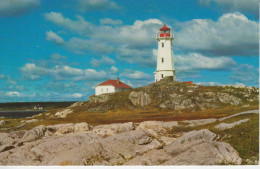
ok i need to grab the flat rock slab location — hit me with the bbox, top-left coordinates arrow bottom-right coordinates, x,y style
219,109 -> 258,121
181,118 -> 217,127
215,119 -> 249,130
137,121 -> 178,133
125,129 -> 242,165
0,122 -> 242,165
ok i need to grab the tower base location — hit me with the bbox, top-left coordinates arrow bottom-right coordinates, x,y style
154,70 -> 176,82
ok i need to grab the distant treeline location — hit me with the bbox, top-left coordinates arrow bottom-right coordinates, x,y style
0,101 -> 76,111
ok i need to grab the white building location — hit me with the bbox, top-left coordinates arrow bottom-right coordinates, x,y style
95,78 -> 132,96
154,24 -> 176,82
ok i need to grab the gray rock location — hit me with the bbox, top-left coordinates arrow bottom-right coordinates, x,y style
55,109 -> 73,118
160,136 -> 176,145
0,120 -> 5,127
125,129 -> 241,165
219,109 -> 258,121
89,94 -> 111,103
46,130 -> 161,165
217,92 -> 241,106
181,118 -> 217,127
163,129 -> 242,165
125,149 -> 171,165
137,121 -> 178,133
18,125 -> 47,145
92,122 -> 134,137
215,119 -> 249,130
129,91 -> 151,107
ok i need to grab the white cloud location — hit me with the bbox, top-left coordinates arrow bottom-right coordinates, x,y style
44,12 -> 94,35
20,63 -> 108,81
6,91 -> 21,97
230,64 -> 259,85
0,0 -> 40,17
175,53 -> 237,71
200,0 -> 258,15
20,63 -> 48,80
46,31 -> 65,44
110,66 -> 119,74
78,0 -> 119,12
44,13 -> 162,65
72,93 -> 83,98
91,56 -> 115,67
175,12 -> 259,56
100,18 -> 122,25
66,37 -> 114,54
120,69 -> 152,80
50,53 -> 66,60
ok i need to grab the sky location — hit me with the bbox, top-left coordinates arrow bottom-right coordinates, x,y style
0,0 -> 259,102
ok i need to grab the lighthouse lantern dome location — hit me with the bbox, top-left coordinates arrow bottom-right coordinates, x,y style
159,24 -> 170,37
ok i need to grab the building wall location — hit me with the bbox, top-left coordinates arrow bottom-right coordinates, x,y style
95,85 -> 115,96
154,37 -> 176,82
95,86 -> 131,95
154,70 -> 175,82
115,88 -> 131,92
156,38 -> 174,71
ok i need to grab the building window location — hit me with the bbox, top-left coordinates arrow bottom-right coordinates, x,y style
162,43 -> 164,48
107,88 -> 108,92
161,58 -> 164,63
161,74 -> 164,78
101,88 -> 103,93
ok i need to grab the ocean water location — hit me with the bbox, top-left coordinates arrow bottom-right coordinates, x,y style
0,110 -> 45,118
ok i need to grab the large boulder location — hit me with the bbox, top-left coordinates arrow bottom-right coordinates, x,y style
48,130 -> 162,165
126,129 -> 242,165
18,125 -> 47,145
129,91 -> 151,107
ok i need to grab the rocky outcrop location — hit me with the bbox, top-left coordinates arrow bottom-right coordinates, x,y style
129,91 -> 151,107
215,119 -> 249,130
137,121 -> 178,133
55,109 -> 73,118
89,94 -> 111,103
126,129 -> 242,165
0,121 -> 244,165
91,122 -> 134,137
217,92 -> 241,106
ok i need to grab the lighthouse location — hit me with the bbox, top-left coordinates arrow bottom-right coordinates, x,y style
154,24 -> 176,82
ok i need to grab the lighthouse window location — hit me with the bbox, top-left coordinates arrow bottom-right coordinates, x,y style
161,74 -> 164,78
107,88 -> 108,92
161,58 -> 164,63
162,43 -> 164,48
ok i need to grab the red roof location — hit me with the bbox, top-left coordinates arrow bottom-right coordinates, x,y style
183,81 -> 193,84
160,24 -> 170,31
97,79 -> 132,89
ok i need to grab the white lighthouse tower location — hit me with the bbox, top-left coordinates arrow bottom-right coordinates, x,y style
154,24 -> 176,82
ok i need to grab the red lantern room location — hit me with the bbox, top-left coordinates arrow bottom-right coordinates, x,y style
159,24 -> 170,37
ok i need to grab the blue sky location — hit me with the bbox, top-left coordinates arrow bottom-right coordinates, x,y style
0,0 -> 259,102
